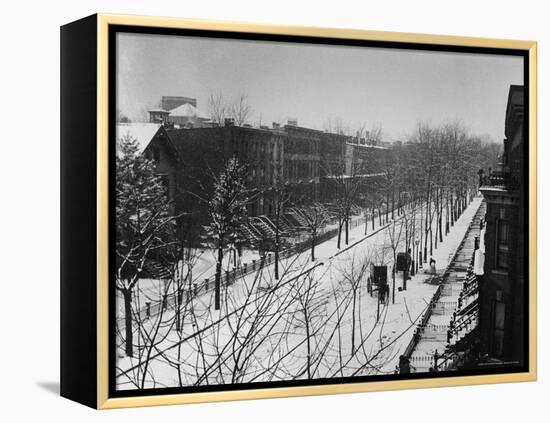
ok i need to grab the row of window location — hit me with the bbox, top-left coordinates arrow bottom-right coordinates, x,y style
284,160 -> 320,180
285,138 -> 320,155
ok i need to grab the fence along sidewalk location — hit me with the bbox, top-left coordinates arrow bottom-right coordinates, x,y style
401,200 -> 485,373
121,198 -> 423,324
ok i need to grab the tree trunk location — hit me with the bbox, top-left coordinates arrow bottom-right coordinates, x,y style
345,216 -> 349,245
405,221 -> 409,252
351,293 -> 357,353
391,190 -> 395,220
176,282 -> 183,333
123,288 -> 133,357
424,188 -> 430,262
439,203 -> 443,243
419,201 -> 424,263
392,258 -> 396,304
337,219 -> 342,249
311,233 -> 316,261
423,234 -> 428,263
386,192 -> 390,221
274,245 -> 279,280
449,191 -> 455,227
434,216 -> 439,250
214,242 -> 223,310
445,192 -> 450,235
274,215 -> 280,280
305,312 -> 311,379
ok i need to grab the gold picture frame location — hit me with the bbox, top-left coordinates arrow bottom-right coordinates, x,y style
61,13 -> 537,409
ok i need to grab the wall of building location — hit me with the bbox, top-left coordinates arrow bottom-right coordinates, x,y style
161,96 -> 197,110
144,131 -> 179,211
153,123 -> 395,244
479,85 -> 526,366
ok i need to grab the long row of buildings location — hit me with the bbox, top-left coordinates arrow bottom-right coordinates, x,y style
117,95 -> 391,244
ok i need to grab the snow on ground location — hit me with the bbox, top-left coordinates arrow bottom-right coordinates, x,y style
115,211 -> 373,318
410,200 -> 484,372
115,196 -> 483,389
115,248 -> 261,318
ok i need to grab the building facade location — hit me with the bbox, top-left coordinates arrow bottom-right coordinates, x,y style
283,124 -> 322,202
479,85 -> 526,366
149,95 -> 212,128
118,115 -> 394,248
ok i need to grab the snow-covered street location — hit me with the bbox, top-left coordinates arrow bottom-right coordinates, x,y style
116,195 -> 483,390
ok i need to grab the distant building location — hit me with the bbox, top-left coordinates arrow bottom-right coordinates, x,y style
320,132 -> 348,178
287,118 -> 298,126
148,108 -> 170,124
344,142 -> 389,177
283,124 -> 322,201
318,132 -> 389,203
124,109 -> 391,246
165,103 -> 211,128
166,124 -> 285,220
479,85 -> 526,367
161,95 -> 197,110
149,95 -> 212,128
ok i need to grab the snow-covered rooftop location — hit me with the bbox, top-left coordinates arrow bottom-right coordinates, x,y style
168,103 -> 210,119
116,122 -> 162,154
346,142 -> 389,150
325,172 -> 386,179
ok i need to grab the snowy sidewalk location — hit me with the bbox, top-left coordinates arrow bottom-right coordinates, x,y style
407,199 -> 485,373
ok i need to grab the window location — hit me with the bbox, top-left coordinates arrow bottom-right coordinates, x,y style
499,207 -> 507,219
495,219 -> 511,269
158,174 -> 170,198
493,299 -> 506,357
149,146 -> 161,163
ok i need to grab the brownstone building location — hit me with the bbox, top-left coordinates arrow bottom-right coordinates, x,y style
344,141 -> 389,177
283,124 -> 322,202
117,116 -> 392,247
166,124 -> 285,218
479,85 -> 526,367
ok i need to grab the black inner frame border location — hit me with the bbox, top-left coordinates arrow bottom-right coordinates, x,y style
107,23 -> 530,399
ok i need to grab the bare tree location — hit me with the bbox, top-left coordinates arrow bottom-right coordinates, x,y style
208,91 -> 252,126
229,93 -> 252,126
386,215 -> 405,304
207,91 -> 228,126
302,203 -> 330,261
339,255 -> 369,354
268,162 -> 292,279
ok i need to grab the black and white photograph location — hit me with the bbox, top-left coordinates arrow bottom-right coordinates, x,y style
111,28 -> 529,394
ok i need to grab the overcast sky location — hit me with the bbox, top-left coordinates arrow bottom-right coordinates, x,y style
116,32 -> 523,143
